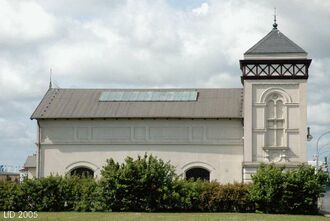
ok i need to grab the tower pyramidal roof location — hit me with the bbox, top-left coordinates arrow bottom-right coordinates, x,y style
244,21 -> 307,58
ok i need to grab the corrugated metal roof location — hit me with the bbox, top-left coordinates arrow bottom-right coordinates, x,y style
244,28 -> 307,55
0,171 -> 20,176
24,155 -> 36,168
31,88 -> 243,119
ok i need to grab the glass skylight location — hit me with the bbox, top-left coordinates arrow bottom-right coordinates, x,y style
99,91 -> 198,102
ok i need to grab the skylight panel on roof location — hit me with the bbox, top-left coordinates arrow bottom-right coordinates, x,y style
99,91 -> 198,102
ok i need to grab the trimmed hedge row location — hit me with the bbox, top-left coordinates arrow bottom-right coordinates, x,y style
0,155 -> 327,214
0,155 -> 253,212
0,176 -> 101,211
0,177 -> 252,212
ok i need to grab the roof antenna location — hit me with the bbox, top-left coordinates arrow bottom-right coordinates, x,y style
273,7 -> 278,29
49,68 -> 53,89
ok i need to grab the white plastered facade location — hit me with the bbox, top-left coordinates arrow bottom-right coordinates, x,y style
37,119 -> 244,183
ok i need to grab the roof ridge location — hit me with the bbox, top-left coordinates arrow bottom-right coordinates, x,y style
277,30 -> 306,53
46,87 -> 243,90
244,29 -> 274,55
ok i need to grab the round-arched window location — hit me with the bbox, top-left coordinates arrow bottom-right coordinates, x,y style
185,167 -> 210,181
70,167 -> 94,178
265,93 -> 285,148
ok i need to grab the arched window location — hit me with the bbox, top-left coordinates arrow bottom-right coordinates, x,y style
266,93 -> 285,147
70,167 -> 94,178
185,167 -> 210,181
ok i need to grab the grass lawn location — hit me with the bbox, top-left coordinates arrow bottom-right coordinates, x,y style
1,212 -> 329,221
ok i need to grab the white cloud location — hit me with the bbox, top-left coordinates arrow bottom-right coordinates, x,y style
40,0 -> 270,88
308,102 -> 330,125
0,118 -> 30,140
0,58 -> 46,102
0,1 -> 56,44
193,3 -> 209,16
200,72 -> 240,88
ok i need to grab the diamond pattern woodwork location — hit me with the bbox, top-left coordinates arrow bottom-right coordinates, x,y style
240,59 -> 312,80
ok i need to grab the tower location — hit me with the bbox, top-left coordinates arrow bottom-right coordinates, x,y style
240,20 -> 312,182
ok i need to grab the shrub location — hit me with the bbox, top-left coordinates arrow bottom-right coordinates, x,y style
0,176 -> 104,212
282,165 -> 327,214
100,154 -> 177,211
99,153 -> 253,213
200,182 -> 254,212
170,179 -> 206,211
72,177 -> 104,212
58,175 -> 80,211
167,180 -> 253,212
0,181 -> 20,210
19,176 -> 67,211
248,164 -> 286,213
249,163 -> 328,214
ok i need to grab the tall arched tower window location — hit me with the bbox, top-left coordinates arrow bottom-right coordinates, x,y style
266,93 -> 285,148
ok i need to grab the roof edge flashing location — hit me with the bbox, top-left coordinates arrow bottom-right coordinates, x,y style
30,116 -> 244,120
244,52 -> 308,60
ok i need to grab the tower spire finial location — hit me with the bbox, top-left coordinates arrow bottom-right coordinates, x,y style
49,68 -> 52,89
273,7 -> 278,29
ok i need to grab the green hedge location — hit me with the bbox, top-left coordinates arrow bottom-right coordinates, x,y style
0,176 -> 103,212
0,180 -> 20,210
0,176 -> 253,212
200,182 -> 254,212
0,155 -> 326,214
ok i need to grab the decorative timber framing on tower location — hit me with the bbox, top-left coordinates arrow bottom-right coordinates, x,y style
240,59 -> 312,81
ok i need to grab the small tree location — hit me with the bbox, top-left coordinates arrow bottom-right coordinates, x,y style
100,154 -> 178,211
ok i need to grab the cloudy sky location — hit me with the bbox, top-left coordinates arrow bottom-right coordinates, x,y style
1,0 -> 330,167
